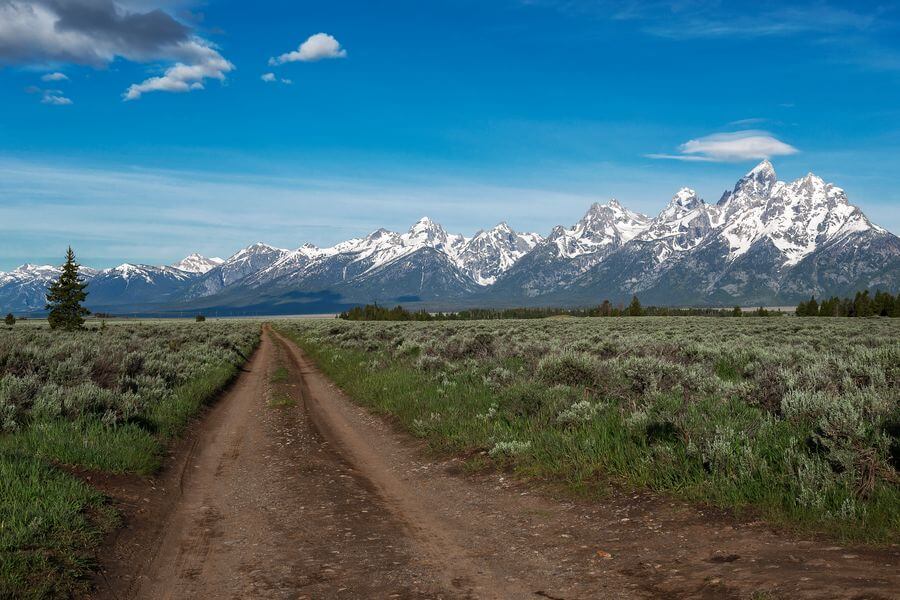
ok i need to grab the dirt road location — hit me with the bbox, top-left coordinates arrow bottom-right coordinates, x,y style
95,326 -> 899,599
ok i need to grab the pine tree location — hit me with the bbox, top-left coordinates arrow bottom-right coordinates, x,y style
854,290 -> 873,318
46,247 -> 90,330
4,313 -> 14,327
627,295 -> 643,317
807,295 -> 819,317
795,299 -> 807,317
732,305 -> 742,317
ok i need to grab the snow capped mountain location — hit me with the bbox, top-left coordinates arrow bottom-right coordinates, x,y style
172,254 -> 225,274
183,243 -> 291,299
546,200 -> 651,259
636,188 -> 717,262
718,166 -> 879,266
2,161 -> 896,313
237,218 -> 538,297
0,263 -> 98,312
455,223 -> 542,285
87,264 -> 200,308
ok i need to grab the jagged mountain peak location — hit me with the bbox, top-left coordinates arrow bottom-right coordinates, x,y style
671,187 -> 702,208
172,253 -> 224,274
719,159 -> 778,209
749,158 -> 775,176
365,228 -> 396,242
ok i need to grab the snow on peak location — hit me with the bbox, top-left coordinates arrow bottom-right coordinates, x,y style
718,164 -> 876,265
405,217 -> 450,245
544,200 -> 651,259
455,223 -> 542,285
719,159 -> 778,211
172,253 -> 225,274
672,187 -> 701,208
749,159 -> 775,177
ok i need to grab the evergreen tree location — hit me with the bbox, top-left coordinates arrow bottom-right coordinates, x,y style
46,247 -> 90,330
795,299 -> 808,317
819,296 -> 839,317
4,313 -> 14,327
854,290 -> 874,317
732,305 -> 742,317
627,295 -> 643,316
807,295 -> 819,316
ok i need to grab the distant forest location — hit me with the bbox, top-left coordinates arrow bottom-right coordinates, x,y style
338,291 -> 899,321
338,296 -> 783,321
795,290 -> 899,317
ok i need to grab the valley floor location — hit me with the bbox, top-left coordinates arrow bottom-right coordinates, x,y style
95,327 -> 899,599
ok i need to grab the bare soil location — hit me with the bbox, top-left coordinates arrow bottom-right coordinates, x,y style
92,326 -> 900,599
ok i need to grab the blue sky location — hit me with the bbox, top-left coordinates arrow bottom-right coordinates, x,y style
1,0 -> 899,270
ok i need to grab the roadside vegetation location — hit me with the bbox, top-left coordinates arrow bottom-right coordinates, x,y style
0,320 -> 260,598
279,317 -> 899,543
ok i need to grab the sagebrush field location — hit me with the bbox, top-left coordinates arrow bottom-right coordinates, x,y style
0,320 -> 259,598
279,317 -> 899,542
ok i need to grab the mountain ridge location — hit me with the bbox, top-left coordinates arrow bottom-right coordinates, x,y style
2,161 -> 897,314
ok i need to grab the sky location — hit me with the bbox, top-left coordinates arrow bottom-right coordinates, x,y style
1,0 -> 899,270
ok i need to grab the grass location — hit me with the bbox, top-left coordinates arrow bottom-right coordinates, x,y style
276,317 -> 900,543
0,321 -> 261,596
268,393 -> 296,408
0,452 -> 118,599
271,366 -> 290,384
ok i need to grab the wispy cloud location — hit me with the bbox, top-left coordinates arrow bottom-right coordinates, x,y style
25,84 -> 73,106
269,33 -> 347,66
521,1 -> 887,39
41,72 -> 69,82
727,117 -> 769,127
41,91 -> 73,105
647,130 -> 799,162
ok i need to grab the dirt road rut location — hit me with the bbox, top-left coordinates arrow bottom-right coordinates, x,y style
95,326 -> 899,600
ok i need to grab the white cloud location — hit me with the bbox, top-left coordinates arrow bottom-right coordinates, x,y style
41,91 -> 73,105
269,33 -> 346,65
262,72 -> 292,85
647,130 -> 799,162
123,41 -> 234,101
41,72 -> 69,82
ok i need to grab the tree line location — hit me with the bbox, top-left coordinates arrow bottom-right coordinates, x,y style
796,290 -> 898,317
338,296 -> 782,321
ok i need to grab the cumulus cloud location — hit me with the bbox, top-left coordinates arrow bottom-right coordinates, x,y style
124,41 -> 233,100
269,33 -> 346,65
0,0 -> 232,100
41,71 -> 69,81
647,130 -> 799,162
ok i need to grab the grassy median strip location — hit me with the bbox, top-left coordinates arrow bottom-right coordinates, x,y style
0,321 -> 260,597
277,318 -> 900,544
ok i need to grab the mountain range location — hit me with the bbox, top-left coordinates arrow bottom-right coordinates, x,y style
2,161 -> 898,315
